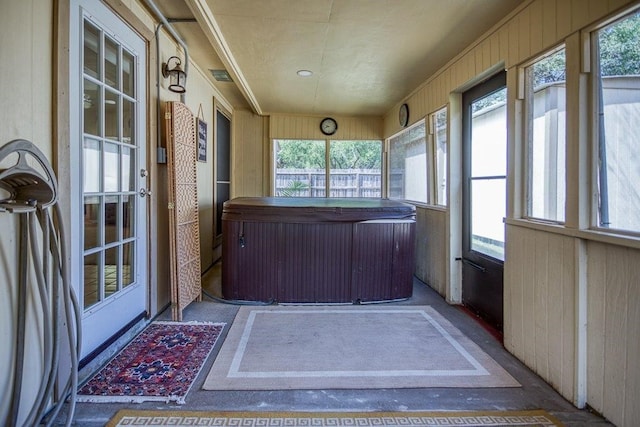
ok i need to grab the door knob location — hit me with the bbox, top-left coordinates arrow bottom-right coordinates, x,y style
139,188 -> 152,198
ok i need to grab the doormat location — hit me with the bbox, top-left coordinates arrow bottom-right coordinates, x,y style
204,306 -> 519,390
77,321 -> 225,403
107,409 -> 563,426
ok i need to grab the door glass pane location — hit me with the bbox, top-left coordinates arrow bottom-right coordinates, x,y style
83,21 -> 100,79
104,195 -> 119,244
83,138 -> 101,192
122,49 -> 135,97
84,252 -> 101,309
84,79 -> 101,136
84,196 -> 101,250
470,87 -> 507,260
122,242 -> 134,287
105,89 -> 119,140
104,36 -> 119,89
104,246 -> 119,298
471,90 -> 507,177
81,12 -> 142,319
104,142 -> 119,192
121,146 -> 135,191
122,195 -> 134,239
123,98 -> 134,144
471,178 -> 506,260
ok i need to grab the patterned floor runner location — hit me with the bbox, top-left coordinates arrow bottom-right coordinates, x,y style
107,409 -> 563,426
77,321 -> 224,403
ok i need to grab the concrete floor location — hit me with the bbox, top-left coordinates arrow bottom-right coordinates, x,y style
55,265 -> 613,426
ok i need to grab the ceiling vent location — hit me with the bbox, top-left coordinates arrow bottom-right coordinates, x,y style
210,69 -> 233,82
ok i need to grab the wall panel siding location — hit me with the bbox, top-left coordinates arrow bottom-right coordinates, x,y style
625,271 -> 640,425
270,114 -> 382,140
504,225 -> 575,403
414,208 -> 447,297
541,0 -> 557,49
376,1 -> 638,418
587,242 -> 640,427
189,66 -> 217,271
534,232 -> 550,380
1,1 -> 54,424
504,226 -> 522,361
233,110 -> 267,197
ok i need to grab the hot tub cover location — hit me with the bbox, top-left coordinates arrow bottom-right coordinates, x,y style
222,197 -> 416,223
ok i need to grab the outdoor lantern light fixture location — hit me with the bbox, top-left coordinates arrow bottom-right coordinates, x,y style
162,56 -> 187,93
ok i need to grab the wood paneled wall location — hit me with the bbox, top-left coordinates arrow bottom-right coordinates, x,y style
378,0 -> 639,423
0,1 -> 55,423
414,208 -> 447,297
232,110 -> 269,197
587,242 -> 640,427
383,0 -> 634,137
270,114 -> 383,140
504,225 -> 577,402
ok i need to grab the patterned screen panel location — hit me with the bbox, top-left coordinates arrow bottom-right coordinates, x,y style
165,101 -> 202,321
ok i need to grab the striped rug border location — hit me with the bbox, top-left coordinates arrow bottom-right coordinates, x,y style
107,409 -> 563,426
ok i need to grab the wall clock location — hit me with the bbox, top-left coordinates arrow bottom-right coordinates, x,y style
320,117 -> 338,135
399,103 -> 409,127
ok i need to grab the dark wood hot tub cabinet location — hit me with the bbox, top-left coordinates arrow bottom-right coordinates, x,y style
221,197 -> 416,303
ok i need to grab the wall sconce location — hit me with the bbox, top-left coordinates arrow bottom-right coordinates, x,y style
162,56 -> 187,93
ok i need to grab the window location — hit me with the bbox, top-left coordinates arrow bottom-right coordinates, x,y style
273,139 -> 382,197
388,121 -> 428,203
329,140 -> 382,197
593,10 -> 640,233
524,47 -> 566,222
431,107 -> 448,206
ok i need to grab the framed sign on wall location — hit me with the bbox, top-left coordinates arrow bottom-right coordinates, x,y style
197,117 -> 207,162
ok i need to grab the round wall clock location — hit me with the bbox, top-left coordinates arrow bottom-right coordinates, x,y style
320,117 -> 338,135
399,103 -> 409,127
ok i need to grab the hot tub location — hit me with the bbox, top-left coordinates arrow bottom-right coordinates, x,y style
221,197 -> 416,304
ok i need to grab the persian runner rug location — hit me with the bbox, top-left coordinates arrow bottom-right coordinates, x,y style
107,409 -> 562,427
77,321 -> 224,403
203,305 -> 519,390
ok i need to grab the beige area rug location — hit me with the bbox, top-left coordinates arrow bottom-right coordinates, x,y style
107,409 -> 562,426
203,305 -> 519,390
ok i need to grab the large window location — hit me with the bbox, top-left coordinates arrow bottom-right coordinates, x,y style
273,139 -> 382,197
388,122 -> 428,204
593,10 -> 640,233
524,47 -> 566,222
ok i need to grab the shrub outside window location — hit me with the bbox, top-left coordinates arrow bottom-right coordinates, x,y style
593,10 -> 640,233
524,47 -> 566,222
388,122 -> 428,204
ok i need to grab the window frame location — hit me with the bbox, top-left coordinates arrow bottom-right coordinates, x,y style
429,105 -> 449,207
589,7 -> 640,237
520,44 -> 567,224
386,119 -> 429,205
272,138 -> 383,198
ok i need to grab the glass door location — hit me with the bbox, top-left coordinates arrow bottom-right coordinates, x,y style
461,71 -> 507,332
71,0 -> 148,359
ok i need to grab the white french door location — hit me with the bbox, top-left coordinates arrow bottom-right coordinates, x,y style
70,0 -> 148,359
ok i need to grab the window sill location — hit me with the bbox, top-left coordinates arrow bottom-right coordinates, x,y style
505,218 -> 640,250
